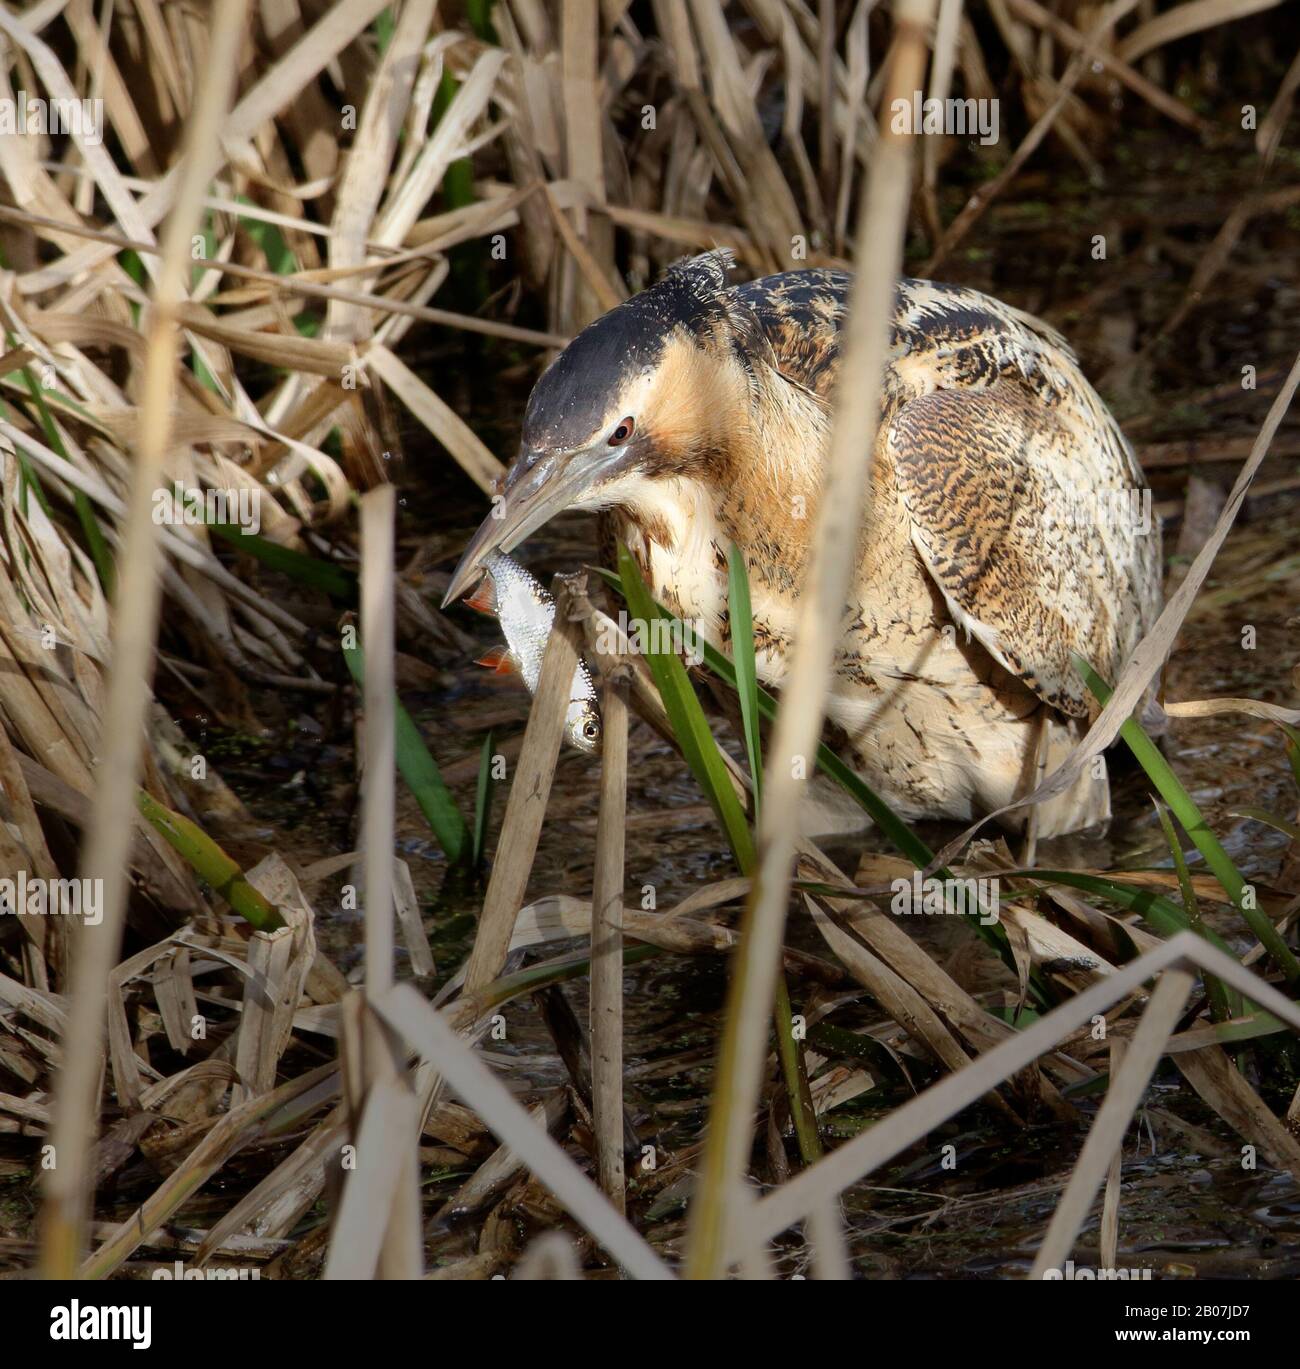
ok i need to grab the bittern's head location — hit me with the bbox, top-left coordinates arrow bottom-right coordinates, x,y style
444,250 -> 771,605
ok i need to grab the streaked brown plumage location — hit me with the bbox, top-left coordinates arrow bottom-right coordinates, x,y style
446,252 -> 1162,837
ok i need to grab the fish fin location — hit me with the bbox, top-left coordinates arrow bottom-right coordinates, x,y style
464,580 -> 496,616
475,645 -> 517,675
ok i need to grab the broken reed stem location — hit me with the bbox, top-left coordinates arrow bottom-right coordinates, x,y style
590,673 -> 629,1213
683,0 -> 937,1281
37,0 -> 250,1279
1030,969 -> 1195,1277
82,1063 -> 341,1279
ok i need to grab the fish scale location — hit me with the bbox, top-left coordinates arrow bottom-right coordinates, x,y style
468,551 -> 602,755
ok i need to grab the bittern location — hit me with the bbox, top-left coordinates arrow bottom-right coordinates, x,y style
445,252 -> 1161,837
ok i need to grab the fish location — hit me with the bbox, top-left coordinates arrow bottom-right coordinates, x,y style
464,551 -> 602,755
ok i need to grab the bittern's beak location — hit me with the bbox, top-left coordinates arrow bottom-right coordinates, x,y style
442,443 -> 631,607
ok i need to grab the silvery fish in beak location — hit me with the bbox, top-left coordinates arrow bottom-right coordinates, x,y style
464,551 -> 602,756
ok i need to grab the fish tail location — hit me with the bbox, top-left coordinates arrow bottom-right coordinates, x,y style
475,645 -> 517,675
464,579 -> 496,616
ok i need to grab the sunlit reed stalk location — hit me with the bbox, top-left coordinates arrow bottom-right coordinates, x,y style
361,485 -> 397,1002
38,0 -> 249,1279
808,1194 -> 851,1280
1029,967 -> 1195,1278
355,483 -> 423,1278
591,673 -> 629,1213
463,577 -> 582,992
684,0 -> 938,1280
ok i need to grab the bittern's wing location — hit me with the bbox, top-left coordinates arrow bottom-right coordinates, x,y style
888,382 -> 1152,720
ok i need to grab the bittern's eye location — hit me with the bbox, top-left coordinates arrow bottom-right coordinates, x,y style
609,417 -> 635,445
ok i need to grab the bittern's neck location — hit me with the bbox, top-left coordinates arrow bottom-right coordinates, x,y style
622,354 -> 831,600
701,356 -> 830,579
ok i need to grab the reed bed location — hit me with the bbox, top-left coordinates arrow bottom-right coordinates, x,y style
0,0 -> 1297,1283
